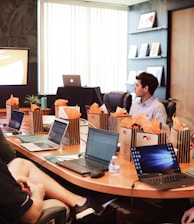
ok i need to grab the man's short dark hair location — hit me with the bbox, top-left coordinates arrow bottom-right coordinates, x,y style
136,72 -> 158,95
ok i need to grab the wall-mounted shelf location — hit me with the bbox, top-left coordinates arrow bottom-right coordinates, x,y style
128,55 -> 166,60
127,7 -> 168,100
128,26 -> 167,34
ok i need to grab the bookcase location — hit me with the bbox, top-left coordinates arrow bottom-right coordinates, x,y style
126,2 -> 168,100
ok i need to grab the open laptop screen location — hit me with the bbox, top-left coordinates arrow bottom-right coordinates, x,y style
9,110 -> 24,130
85,128 -> 119,162
131,143 -> 181,178
48,119 -> 68,144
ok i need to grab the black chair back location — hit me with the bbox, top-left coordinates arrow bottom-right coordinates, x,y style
103,91 -> 132,113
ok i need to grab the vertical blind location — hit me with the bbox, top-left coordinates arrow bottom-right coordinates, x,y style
38,0 -> 128,94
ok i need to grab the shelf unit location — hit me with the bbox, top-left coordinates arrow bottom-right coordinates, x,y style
129,55 -> 166,60
127,24 -> 168,99
126,0 -> 170,100
128,26 -> 167,34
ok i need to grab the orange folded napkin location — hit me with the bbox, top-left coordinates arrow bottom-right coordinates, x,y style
120,114 -> 161,134
120,117 -> 133,128
110,106 -> 128,117
88,102 -> 102,114
31,104 -> 41,112
54,99 -> 68,106
6,94 -> 19,106
172,115 -> 184,131
63,107 -> 81,119
142,117 -> 161,134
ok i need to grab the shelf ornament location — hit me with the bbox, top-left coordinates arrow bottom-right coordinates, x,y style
137,11 -> 156,30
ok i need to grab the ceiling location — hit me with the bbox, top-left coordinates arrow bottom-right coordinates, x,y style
76,0 -> 149,7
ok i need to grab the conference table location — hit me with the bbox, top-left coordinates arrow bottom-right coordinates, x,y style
5,115 -> 194,200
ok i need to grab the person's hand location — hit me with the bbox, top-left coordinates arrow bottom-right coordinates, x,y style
181,207 -> 194,224
15,176 -> 32,196
15,175 -> 45,199
28,182 -> 45,198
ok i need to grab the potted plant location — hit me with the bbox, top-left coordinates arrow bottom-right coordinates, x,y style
24,95 -> 41,109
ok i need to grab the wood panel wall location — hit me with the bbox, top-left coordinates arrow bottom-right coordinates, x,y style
170,7 -> 194,130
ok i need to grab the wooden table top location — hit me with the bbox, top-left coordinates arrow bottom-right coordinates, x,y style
6,121 -> 194,199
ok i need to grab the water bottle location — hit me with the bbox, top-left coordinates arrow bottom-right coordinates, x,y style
109,155 -> 120,176
41,95 -> 47,109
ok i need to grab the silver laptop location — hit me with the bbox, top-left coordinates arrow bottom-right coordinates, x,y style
62,74 -> 81,87
57,127 -> 119,175
20,118 -> 69,152
1,110 -> 25,135
131,143 -> 194,191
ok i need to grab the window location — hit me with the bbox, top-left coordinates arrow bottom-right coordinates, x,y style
38,0 -> 128,94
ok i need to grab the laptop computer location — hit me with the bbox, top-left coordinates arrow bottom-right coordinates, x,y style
62,74 -> 81,87
57,127 -> 119,175
20,118 -> 69,152
1,110 -> 25,135
130,143 -> 194,191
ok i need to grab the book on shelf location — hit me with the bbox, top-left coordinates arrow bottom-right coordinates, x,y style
128,45 -> 138,58
139,43 -> 149,57
149,42 -> 161,56
127,71 -> 136,85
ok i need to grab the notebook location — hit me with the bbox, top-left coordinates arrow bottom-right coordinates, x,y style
130,143 -> 194,191
62,74 -> 81,87
57,127 -> 119,175
20,118 -> 69,152
1,110 -> 25,134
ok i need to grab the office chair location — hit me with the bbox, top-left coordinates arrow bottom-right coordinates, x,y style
0,199 -> 68,224
37,199 -> 68,224
157,99 -> 176,126
103,91 -> 132,113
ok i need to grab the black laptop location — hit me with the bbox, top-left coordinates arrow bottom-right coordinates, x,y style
130,143 -> 194,191
1,110 -> 24,135
57,127 -> 119,175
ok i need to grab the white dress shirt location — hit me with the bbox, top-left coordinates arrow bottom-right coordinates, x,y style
129,96 -> 167,124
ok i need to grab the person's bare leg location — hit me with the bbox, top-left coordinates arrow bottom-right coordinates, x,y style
8,158 -> 85,207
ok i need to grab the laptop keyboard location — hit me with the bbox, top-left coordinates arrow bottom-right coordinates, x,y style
34,142 -> 55,149
72,158 -> 108,171
145,173 -> 194,185
57,160 -> 91,175
2,126 -> 16,133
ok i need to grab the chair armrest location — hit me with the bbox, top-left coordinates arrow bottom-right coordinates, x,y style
37,199 -> 68,224
37,206 -> 67,224
0,199 -> 68,224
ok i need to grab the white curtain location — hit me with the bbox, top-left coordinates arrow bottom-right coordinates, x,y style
38,0 -> 128,94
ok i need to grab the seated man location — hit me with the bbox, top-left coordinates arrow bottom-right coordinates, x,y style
128,72 -> 192,223
0,129 -> 103,223
129,72 -> 167,124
